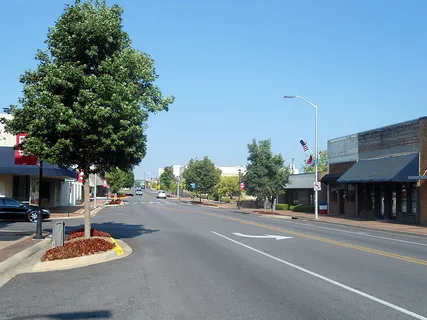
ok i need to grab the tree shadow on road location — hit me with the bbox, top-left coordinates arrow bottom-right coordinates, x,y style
9,310 -> 112,319
65,221 -> 159,239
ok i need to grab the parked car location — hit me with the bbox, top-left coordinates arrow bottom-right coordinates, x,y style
157,190 -> 167,199
135,188 -> 143,196
0,198 -> 51,222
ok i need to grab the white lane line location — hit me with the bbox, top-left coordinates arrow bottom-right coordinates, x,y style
211,231 -> 427,320
277,221 -> 427,247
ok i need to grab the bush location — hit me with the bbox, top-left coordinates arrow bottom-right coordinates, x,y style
276,203 -> 289,210
289,205 -> 295,211
200,194 -> 209,199
220,197 -> 230,203
208,195 -> 215,200
292,204 -> 315,213
66,228 -> 111,241
41,238 -> 115,262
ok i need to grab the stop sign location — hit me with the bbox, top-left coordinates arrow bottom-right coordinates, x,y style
240,182 -> 245,190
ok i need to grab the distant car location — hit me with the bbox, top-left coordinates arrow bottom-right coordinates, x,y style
0,198 -> 50,223
157,190 -> 167,199
135,188 -> 143,196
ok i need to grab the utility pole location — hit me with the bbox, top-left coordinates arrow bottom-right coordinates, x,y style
34,160 -> 44,239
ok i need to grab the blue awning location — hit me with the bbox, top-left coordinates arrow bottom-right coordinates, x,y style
337,153 -> 419,184
0,166 -> 77,179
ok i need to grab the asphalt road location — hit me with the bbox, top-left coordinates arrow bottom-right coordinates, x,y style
1,192 -> 427,320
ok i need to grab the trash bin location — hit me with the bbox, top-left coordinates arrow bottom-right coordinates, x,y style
319,202 -> 328,215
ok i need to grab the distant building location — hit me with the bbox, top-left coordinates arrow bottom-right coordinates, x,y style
158,164 -> 246,179
216,166 -> 246,177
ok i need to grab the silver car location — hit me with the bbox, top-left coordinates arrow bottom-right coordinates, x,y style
157,190 -> 167,199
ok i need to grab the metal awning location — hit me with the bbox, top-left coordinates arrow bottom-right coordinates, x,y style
89,174 -> 104,187
337,153 -> 419,184
321,173 -> 342,183
0,166 -> 78,179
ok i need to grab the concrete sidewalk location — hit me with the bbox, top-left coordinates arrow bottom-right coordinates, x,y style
50,199 -> 109,219
185,198 -> 427,236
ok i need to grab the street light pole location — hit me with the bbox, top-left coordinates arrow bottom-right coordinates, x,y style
284,95 -> 319,220
238,169 -> 241,210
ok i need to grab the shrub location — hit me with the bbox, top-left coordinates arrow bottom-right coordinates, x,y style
66,228 -> 111,241
289,205 -> 295,211
292,204 -> 315,213
41,238 -> 115,262
200,194 -> 208,199
208,195 -> 215,200
220,197 -> 230,203
276,203 -> 289,210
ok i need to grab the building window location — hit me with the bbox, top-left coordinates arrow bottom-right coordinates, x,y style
309,190 -> 314,205
330,184 -> 338,201
400,185 -> 407,213
347,184 -> 356,202
411,187 -> 417,214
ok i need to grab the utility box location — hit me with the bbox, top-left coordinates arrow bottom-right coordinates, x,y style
52,221 -> 65,248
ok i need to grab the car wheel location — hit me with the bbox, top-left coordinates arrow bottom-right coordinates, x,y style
28,211 -> 38,223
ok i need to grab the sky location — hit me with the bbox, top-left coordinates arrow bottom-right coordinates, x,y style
1,0 -> 426,179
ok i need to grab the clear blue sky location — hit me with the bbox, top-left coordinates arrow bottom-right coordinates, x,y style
1,0 -> 426,179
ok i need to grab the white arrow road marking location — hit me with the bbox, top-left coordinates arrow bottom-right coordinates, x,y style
233,233 -> 292,240
212,231 -> 427,320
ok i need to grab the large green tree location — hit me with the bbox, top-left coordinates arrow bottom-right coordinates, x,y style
105,168 -> 134,194
183,157 -> 221,201
243,139 -> 290,207
302,150 -> 328,173
159,166 -> 175,192
216,176 -> 239,199
3,1 -> 173,237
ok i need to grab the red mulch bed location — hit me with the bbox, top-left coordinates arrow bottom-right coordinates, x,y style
108,199 -> 122,205
41,238 -> 115,262
253,210 -> 281,216
66,228 -> 111,241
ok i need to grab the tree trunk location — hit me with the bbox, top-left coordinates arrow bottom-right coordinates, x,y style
84,174 -> 91,238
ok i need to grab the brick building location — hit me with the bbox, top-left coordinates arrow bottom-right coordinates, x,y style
323,117 -> 427,225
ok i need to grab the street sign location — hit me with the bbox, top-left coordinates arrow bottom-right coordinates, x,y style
240,182 -> 245,190
191,182 -> 196,189
65,179 -> 75,182
314,182 -> 321,191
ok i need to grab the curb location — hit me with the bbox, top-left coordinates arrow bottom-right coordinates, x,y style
50,205 -> 105,220
0,238 -> 52,275
31,238 -> 132,272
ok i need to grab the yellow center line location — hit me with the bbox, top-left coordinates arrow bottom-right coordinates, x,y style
146,203 -> 427,266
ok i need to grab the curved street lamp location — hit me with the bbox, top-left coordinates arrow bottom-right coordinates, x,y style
284,95 -> 319,220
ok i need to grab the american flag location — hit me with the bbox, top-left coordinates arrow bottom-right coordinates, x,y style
300,140 -> 309,152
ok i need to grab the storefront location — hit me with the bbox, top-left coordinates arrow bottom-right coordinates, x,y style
337,153 -> 419,223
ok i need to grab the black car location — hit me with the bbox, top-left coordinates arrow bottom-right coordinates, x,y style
0,198 -> 51,222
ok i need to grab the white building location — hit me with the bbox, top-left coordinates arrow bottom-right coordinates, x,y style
216,166 -> 246,177
158,164 -> 246,179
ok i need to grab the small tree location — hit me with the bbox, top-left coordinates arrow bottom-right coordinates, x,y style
217,176 -> 239,199
302,150 -> 328,173
159,166 -> 175,192
105,168 -> 134,194
244,139 -> 290,208
3,1 -> 173,238
183,157 -> 221,202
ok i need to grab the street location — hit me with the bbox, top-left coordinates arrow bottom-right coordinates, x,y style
1,192 -> 427,320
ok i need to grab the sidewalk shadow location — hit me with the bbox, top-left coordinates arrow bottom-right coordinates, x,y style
9,310 -> 111,319
65,221 -> 159,239
0,221 -> 13,229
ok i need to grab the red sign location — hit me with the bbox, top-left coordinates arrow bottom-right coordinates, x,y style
14,134 -> 38,165
240,182 -> 245,190
78,171 -> 84,183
